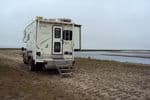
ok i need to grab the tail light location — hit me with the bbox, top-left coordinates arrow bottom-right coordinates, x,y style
64,51 -> 72,55
36,52 -> 41,56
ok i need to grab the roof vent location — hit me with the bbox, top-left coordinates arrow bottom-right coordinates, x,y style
36,16 -> 43,20
48,19 -> 56,21
58,18 -> 72,22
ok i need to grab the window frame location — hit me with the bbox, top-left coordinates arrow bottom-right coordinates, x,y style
27,34 -> 30,41
54,28 -> 61,38
63,30 -> 72,41
54,42 -> 61,52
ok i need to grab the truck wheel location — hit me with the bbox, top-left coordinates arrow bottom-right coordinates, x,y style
29,58 -> 36,71
23,54 -> 28,64
23,58 -> 28,64
36,63 -> 45,71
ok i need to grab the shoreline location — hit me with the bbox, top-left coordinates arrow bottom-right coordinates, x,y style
75,57 -> 150,67
101,54 -> 150,59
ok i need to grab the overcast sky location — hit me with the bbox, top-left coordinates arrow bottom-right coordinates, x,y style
0,0 -> 150,49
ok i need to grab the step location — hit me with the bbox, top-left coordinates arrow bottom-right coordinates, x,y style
59,66 -> 74,69
60,69 -> 71,71
60,70 -> 71,72
61,72 -> 73,76
56,66 -> 74,76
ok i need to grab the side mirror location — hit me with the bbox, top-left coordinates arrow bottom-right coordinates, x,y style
21,47 -> 26,51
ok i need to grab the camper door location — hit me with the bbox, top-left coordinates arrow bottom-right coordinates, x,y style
52,26 -> 63,55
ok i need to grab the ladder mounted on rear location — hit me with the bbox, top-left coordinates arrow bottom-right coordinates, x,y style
54,60 -> 74,77
57,66 -> 73,77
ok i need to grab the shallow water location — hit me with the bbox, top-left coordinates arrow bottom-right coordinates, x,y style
75,51 -> 150,65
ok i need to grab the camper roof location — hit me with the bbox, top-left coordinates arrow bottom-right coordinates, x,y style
36,16 -> 81,27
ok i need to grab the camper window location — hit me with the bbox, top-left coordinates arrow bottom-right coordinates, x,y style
54,42 -> 61,52
55,28 -> 61,38
63,30 -> 72,40
27,34 -> 30,41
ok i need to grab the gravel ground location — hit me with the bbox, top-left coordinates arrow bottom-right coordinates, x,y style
0,49 -> 150,100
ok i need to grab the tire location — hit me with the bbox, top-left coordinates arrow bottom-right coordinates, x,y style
23,58 -> 28,64
23,53 -> 28,64
29,58 -> 36,71
36,63 -> 45,71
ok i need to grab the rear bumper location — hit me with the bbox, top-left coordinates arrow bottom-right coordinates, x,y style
36,58 -> 74,69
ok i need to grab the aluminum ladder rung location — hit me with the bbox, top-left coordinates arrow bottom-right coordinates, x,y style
56,66 -> 73,77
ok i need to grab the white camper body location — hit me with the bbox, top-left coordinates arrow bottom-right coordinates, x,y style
22,17 -> 81,75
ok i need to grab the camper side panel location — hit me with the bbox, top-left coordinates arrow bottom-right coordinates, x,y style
25,21 -> 36,52
74,26 -> 81,50
24,21 -> 36,60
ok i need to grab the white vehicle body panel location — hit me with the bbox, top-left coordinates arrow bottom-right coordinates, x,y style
23,17 -> 81,68
74,25 -> 81,50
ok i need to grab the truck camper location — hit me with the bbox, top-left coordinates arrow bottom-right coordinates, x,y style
22,17 -> 81,76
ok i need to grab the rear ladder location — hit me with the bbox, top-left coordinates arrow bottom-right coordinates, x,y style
54,61 -> 74,77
